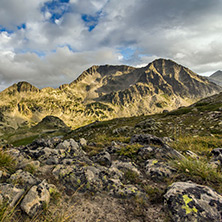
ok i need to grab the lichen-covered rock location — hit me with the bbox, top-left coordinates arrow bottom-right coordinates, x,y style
52,164 -> 107,193
20,180 -> 51,217
9,170 -> 40,187
79,138 -> 87,147
145,159 -> 175,179
138,144 -> 184,161
131,134 -> 164,146
132,134 -> 184,160
164,181 -> 222,222
30,137 -> 61,149
92,151 -> 112,167
56,140 -> 70,150
108,179 -> 141,198
111,161 -> 141,176
0,183 -> 25,207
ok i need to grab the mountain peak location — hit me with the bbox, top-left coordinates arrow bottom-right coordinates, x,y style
3,81 -> 39,94
16,81 -> 39,93
210,70 -> 222,78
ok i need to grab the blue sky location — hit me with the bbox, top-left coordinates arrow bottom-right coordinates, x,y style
0,0 -> 222,90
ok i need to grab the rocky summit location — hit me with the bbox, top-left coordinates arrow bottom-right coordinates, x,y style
208,70 -> 222,86
0,59 -> 221,139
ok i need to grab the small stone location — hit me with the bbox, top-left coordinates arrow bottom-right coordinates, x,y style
79,138 -> 87,147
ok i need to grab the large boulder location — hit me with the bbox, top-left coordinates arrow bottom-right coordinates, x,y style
20,180 -> 51,217
164,181 -> 222,222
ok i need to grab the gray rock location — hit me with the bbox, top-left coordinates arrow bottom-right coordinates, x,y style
145,159 -> 175,179
111,161 -> 141,175
9,170 -> 40,187
211,148 -> 222,157
131,134 -> 164,146
131,134 -> 184,160
0,183 -> 25,207
20,180 -> 51,217
46,156 -> 59,165
69,138 -> 79,151
108,179 -> 141,198
56,140 -> 70,150
164,181 -> 222,222
61,158 -> 74,165
93,151 -> 112,167
112,126 -> 133,135
79,138 -> 87,147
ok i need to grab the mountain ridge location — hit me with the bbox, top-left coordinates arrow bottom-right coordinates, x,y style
0,58 -> 221,135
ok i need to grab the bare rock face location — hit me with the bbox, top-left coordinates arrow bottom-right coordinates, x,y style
164,181 -> 222,222
20,180 -> 51,217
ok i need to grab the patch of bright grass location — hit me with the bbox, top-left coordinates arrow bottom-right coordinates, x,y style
0,149 -> 16,174
12,135 -> 39,147
117,144 -> 143,159
170,158 -> 222,193
170,135 -> 222,154
123,170 -> 141,184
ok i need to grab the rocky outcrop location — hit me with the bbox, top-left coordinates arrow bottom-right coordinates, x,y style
164,181 -> 222,222
1,134 -> 222,220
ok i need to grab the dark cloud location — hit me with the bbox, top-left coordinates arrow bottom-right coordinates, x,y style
0,0 -> 222,91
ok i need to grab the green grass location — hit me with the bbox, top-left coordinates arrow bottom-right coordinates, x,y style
165,107 -> 192,116
0,149 -> 16,174
170,158 -> 222,193
12,135 -> 39,147
123,170 -> 141,184
117,144 -> 143,159
196,103 -> 222,112
170,135 -> 222,154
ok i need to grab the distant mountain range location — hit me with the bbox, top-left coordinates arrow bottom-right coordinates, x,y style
0,58 -> 221,134
208,70 -> 222,86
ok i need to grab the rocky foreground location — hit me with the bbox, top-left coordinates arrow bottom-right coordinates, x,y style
1,134 -> 222,221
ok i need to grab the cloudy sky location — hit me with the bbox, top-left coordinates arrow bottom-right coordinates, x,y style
0,0 -> 222,91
